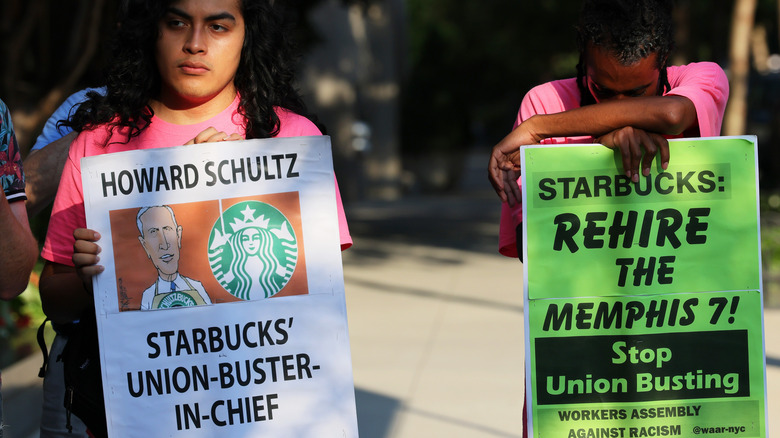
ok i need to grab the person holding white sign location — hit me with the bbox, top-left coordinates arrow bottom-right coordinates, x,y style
38,0 -> 351,434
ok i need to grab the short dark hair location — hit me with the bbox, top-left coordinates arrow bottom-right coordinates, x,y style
67,0 -> 311,142
574,0 -> 675,105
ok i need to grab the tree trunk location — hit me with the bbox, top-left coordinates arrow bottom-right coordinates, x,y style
3,0 -> 105,153
723,0 -> 757,136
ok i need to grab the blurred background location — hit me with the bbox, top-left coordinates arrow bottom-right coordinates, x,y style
0,0 -> 779,434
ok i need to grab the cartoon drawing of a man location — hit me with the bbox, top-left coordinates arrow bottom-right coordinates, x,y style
137,205 -> 211,310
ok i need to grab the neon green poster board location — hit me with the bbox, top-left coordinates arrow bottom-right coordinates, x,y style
521,137 -> 767,437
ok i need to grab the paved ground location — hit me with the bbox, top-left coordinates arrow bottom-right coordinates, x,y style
2,152 -> 778,437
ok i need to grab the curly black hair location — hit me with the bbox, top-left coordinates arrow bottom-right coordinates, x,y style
65,0 -> 311,142
574,0 -> 675,106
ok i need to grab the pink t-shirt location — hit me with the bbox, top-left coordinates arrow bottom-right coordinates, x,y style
42,96 -> 352,266
498,62 -> 729,257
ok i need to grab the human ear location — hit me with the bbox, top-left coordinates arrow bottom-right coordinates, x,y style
138,236 -> 152,260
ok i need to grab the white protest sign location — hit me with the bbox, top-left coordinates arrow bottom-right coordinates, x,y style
81,136 -> 358,437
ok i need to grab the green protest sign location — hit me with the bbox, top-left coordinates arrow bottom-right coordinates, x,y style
521,137 -> 767,438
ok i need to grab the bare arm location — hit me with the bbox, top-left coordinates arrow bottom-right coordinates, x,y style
39,228 -> 102,323
0,194 -> 38,300
39,261 -> 92,323
518,95 -> 696,141
488,95 -> 697,203
23,131 -> 77,218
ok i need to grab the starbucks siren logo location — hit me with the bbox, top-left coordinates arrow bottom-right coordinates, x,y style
208,201 -> 298,300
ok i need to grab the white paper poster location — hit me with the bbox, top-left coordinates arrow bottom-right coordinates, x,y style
81,136 -> 358,437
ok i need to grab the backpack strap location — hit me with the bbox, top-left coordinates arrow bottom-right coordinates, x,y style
37,317 -> 50,378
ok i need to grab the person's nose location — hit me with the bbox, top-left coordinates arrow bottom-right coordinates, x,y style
160,233 -> 171,250
184,27 -> 206,54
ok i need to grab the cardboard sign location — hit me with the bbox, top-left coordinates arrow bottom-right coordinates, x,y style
82,136 -> 358,437
521,137 -> 767,437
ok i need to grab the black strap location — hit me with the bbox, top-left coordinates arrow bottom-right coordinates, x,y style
515,224 -> 524,262
37,317 -> 50,378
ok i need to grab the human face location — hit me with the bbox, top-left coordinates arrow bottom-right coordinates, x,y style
241,228 -> 261,255
139,207 -> 182,278
155,0 -> 245,109
585,44 -> 662,103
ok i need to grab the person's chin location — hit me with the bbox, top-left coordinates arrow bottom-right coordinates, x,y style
156,262 -> 178,275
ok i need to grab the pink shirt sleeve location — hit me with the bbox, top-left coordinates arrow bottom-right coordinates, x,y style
665,62 -> 729,137
40,130 -> 94,266
276,109 -> 352,250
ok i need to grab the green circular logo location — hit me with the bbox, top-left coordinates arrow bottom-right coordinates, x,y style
157,292 -> 198,309
208,201 -> 298,300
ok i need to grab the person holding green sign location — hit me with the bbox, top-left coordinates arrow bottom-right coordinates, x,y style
488,1 -> 729,435
488,0 -> 729,260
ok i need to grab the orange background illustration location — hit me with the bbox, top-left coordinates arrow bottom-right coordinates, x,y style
110,192 -> 308,311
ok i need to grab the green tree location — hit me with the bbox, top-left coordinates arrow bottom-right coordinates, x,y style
401,0 -> 580,190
